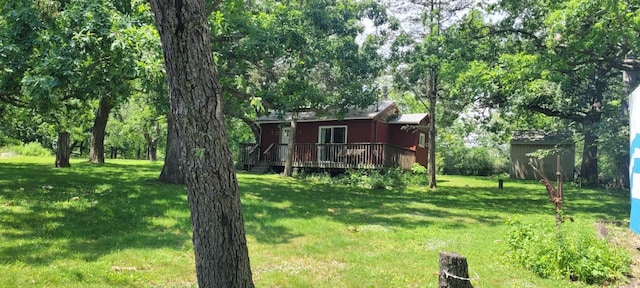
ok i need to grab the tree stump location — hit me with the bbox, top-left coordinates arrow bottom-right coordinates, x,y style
55,131 -> 71,168
438,252 -> 474,288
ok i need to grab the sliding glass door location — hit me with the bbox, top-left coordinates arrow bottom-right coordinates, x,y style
318,126 -> 346,161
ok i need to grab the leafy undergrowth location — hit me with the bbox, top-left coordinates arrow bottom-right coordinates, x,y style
506,219 -> 631,285
0,156 -> 633,287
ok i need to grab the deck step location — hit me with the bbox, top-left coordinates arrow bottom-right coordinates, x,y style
250,162 -> 270,173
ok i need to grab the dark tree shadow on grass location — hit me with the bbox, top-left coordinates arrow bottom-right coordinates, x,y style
238,173 -> 630,244
0,160 -> 192,266
0,158 -> 629,266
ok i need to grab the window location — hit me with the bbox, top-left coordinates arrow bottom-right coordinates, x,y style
318,126 -> 347,144
318,126 -> 347,162
419,133 -> 426,148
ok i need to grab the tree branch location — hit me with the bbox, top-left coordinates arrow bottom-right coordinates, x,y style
525,104 -> 588,122
0,92 -> 28,108
205,0 -> 222,17
486,27 -> 545,49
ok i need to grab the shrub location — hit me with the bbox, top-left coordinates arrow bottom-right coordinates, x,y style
441,146 -> 495,176
2,142 -> 52,157
21,142 -> 52,156
505,219 -> 630,285
411,163 -> 427,174
307,168 -> 410,190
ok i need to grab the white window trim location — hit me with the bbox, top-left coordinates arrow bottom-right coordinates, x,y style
419,133 -> 426,148
318,125 -> 348,144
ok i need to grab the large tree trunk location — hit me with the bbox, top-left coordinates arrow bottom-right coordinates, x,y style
428,68 -> 437,189
55,131 -> 71,168
149,1 -> 254,287
159,111 -> 184,184
89,96 -> 113,164
283,113 -> 298,177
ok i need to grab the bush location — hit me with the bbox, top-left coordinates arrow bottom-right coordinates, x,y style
2,142 -> 51,157
441,146 -> 495,176
411,163 -> 427,174
300,168 -> 410,190
505,219 -> 630,285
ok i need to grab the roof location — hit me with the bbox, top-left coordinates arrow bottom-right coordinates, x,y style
388,113 -> 428,124
510,130 -> 574,145
256,100 -> 398,123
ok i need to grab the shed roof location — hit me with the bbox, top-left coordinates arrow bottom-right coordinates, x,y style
256,100 -> 399,123
510,130 -> 574,145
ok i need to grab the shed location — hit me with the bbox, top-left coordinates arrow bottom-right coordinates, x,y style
510,131 -> 575,180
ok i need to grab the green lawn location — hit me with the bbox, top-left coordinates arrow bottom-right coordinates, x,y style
0,156 -> 633,287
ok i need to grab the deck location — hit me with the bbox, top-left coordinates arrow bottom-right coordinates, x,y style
239,143 -> 416,170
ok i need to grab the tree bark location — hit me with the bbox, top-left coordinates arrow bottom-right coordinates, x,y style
89,95 -> 113,164
283,113 -> 298,177
428,68 -> 437,189
438,252 -> 474,288
55,131 -> 71,168
581,129 -> 599,185
144,119 -> 161,162
149,1 -> 254,287
147,142 -> 158,161
159,111 -> 185,184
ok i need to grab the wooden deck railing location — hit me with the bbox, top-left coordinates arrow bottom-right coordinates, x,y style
239,143 -> 416,170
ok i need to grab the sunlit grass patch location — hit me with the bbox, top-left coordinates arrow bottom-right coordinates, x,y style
0,156 -> 634,287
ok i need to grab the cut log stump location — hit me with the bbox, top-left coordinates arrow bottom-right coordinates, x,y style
438,252 -> 474,288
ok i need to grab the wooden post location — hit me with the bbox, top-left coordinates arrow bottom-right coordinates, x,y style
438,252 -> 474,288
498,179 -> 504,189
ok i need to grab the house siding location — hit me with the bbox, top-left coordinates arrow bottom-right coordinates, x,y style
388,125 -> 416,150
259,119 -> 376,148
375,122 -> 390,143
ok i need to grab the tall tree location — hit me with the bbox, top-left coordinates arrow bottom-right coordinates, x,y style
12,0 -> 145,164
239,0 -> 386,177
148,0 -> 254,286
466,0 -> 640,185
390,0 -> 470,188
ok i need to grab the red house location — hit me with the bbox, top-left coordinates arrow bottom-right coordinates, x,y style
239,101 -> 429,171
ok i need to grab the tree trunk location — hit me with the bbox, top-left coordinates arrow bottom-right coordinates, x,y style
55,131 -> 71,168
284,113 -> 298,177
581,130 -> 599,185
438,252 -> 474,288
147,141 -> 158,161
159,111 -> 185,184
580,72 -> 605,186
428,68 -> 437,189
144,120 -> 161,162
90,95 -> 113,164
149,1 -> 254,287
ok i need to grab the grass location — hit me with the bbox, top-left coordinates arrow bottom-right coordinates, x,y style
0,156 -> 633,287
